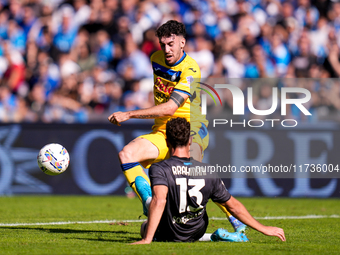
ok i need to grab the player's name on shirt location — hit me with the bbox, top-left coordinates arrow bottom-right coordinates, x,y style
171,165 -> 207,176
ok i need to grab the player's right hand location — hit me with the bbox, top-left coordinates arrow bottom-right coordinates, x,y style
108,111 -> 132,125
108,112 -> 122,126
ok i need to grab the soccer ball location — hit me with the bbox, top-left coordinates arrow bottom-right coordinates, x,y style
37,143 -> 70,175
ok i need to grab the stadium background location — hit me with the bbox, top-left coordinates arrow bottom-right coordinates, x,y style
0,0 -> 340,197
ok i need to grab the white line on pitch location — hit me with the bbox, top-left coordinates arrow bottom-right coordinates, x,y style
0,219 -> 145,227
212,214 -> 340,220
0,215 -> 339,227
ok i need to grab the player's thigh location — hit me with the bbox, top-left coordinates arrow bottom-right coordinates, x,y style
139,131 -> 170,168
119,137 -> 159,163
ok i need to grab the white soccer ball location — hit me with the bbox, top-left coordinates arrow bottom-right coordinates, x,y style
37,143 -> 70,175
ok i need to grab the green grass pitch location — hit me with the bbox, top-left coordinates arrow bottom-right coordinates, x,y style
0,196 -> 339,254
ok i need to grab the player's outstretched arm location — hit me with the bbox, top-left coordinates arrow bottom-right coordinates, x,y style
222,196 -> 286,241
108,91 -> 189,126
131,185 -> 168,245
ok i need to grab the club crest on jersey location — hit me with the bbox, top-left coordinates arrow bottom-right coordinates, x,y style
171,73 -> 177,81
155,77 -> 174,94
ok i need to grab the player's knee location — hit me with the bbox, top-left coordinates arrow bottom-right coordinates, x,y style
118,147 -> 135,163
190,142 -> 202,161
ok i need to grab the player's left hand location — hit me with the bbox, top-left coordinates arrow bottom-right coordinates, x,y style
130,239 -> 152,245
108,112 -> 130,126
261,226 -> 286,241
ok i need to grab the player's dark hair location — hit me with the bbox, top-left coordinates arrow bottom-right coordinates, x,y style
166,117 -> 190,149
156,20 -> 186,39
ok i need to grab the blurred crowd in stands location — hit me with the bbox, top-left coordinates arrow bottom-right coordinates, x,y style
1,0 -> 340,124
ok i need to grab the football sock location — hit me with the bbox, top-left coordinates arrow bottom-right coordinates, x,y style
121,162 -> 150,201
198,233 -> 212,242
214,201 -> 232,217
214,202 -> 246,229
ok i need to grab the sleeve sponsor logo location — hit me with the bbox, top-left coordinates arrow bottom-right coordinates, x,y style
186,76 -> 194,85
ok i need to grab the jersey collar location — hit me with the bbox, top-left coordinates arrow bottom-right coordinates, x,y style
172,155 -> 191,161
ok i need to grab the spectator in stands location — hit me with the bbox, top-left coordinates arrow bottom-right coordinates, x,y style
294,0 -> 319,30
73,0 -> 91,28
34,51 -> 60,97
27,82 -> 47,122
141,28 -> 160,57
7,19 -> 26,53
105,80 -> 123,113
20,4 -> 37,40
222,45 -> 249,78
12,96 -> 37,123
270,32 -> 290,76
2,41 -> 25,93
117,33 -> 152,80
291,31 -> 317,77
245,44 -> 275,78
8,0 -> 23,24
53,6 -> 77,53
187,36 -> 214,79
76,42 -> 96,73
0,10 -> 9,40
96,29 -> 115,66
0,84 -> 16,122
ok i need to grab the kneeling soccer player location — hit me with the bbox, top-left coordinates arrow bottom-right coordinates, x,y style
131,117 -> 286,244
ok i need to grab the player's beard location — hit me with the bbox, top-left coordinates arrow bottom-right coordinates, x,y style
165,50 -> 182,65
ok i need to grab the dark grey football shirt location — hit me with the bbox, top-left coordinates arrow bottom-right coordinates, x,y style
149,156 -> 231,242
